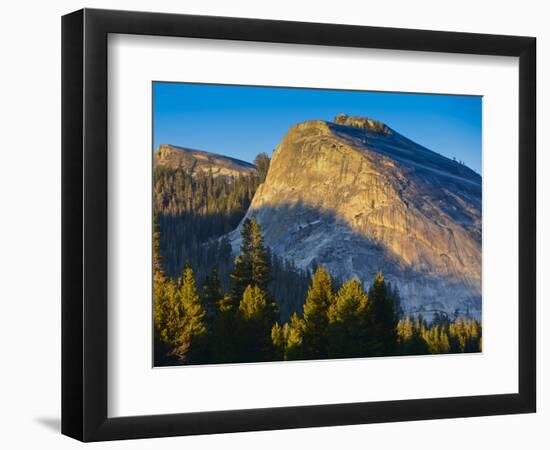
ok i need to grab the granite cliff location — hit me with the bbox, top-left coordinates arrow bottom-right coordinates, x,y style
154,144 -> 256,177
231,114 -> 482,318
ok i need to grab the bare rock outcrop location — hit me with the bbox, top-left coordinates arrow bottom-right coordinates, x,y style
154,144 -> 256,178
232,116 -> 482,318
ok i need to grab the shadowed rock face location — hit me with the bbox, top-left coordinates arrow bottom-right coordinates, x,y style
232,116 -> 482,319
154,144 -> 256,177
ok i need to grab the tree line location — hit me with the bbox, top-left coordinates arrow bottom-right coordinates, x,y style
153,216 -> 482,366
154,166 -> 260,277
154,154 -> 310,320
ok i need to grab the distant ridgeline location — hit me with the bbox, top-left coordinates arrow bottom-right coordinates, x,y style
153,144 -> 310,320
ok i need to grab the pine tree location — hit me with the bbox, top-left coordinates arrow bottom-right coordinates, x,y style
153,213 -> 164,275
254,152 -> 271,183
424,324 -> 441,354
172,265 -> 207,363
211,294 -> 240,363
271,322 -> 286,360
203,267 -> 222,326
387,282 -> 403,320
302,267 -> 334,359
231,218 -> 253,301
449,317 -> 466,352
237,285 -> 273,361
366,273 -> 398,356
154,279 -> 172,341
285,313 -> 305,360
271,314 -> 305,361
153,215 -> 180,364
153,214 -> 167,335
154,278 -> 179,364
327,278 -> 370,358
445,317 -> 482,354
250,218 -> 279,323
251,218 -> 271,291
439,326 -> 451,353
239,285 -> 268,320
469,319 -> 481,353
153,214 -> 168,328
396,315 -> 429,355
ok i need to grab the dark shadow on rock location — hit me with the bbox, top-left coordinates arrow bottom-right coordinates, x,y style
235,200 -> 481,319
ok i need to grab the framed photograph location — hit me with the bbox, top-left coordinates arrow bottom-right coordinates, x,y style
62,8 -> 536,441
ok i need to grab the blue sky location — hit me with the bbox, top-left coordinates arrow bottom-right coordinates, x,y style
153,82 -> 482,174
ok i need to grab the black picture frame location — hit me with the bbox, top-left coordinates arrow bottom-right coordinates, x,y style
62,8 -> 536,442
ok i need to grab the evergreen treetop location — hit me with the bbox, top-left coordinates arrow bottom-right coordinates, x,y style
301,266 -> 334,359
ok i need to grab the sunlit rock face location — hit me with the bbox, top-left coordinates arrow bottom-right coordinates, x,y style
154,144 -> 256,177
333,113 -> 393,135
232,116 -> 482,319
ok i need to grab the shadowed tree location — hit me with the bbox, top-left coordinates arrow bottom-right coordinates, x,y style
231,218 -> 253,302
211,294 -> 240,363
251,218 -> 271,292
250,218 -> 279,323
366,273 -> 399,356
202,267 -> 222,327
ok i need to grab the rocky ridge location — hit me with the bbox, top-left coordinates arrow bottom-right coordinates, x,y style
154,144 -> 256,177
231,115 -> 482,319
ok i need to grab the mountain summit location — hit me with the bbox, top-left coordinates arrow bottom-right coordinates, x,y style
232,115 -> 482,318
333,113 -> 393,135
154,144 -> 256,177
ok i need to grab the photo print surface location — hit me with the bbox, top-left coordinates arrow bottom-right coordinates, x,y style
152,82 -> 482,367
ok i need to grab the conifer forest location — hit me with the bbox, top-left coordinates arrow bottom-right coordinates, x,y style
153,152 -> 482,366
